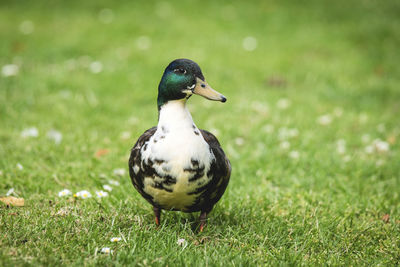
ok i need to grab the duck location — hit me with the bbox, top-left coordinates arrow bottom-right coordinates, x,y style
128,58 -> 231,231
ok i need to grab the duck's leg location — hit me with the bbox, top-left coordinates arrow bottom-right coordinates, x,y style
153,206 -> 161,226
199,210 -> 209,232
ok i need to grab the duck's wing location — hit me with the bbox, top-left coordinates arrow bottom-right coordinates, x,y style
128,127 -> 157,204
197,129 -> 231,211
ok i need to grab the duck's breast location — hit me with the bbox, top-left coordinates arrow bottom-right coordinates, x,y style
138,125 -> 214,211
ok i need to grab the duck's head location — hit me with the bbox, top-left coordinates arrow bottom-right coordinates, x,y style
157,59 -> 227,108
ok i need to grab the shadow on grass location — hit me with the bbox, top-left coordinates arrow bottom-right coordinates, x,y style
113,202 -> 254,234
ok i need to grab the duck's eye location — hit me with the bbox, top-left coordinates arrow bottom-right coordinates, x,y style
174,68 -> 186,74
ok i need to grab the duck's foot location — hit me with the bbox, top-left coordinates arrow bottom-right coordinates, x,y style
153,206 -> 161,227
199,211 -> 208,232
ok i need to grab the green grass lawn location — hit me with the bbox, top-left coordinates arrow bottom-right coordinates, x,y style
1,0 -> 400,265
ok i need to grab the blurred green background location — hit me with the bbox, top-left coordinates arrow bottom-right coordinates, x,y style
1,0 -> 400,265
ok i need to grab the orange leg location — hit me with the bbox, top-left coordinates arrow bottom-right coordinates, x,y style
153,206 -> 161,226
199,211 -> 208,232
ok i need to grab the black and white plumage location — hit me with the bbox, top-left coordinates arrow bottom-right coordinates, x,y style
128,59 -> 231,231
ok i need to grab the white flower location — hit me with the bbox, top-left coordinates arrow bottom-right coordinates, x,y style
89,61 -> 103,73
361,134 -> 370,143
337,139 -> 346,146
365,139 -> 390,154
100,247 -> 112,254
373,139 -> 389,153
276,98 -> 291,109
288,128 -> 299,137
110,237 -> 121,242
317,114 -> 332,125
278,127 -> 298,140
337,145 -> 346,154
2,64 -> 19,77
6,188 -> 14,196
16,163 -> 23,170
177,238 -> 188,248
262,124 -> 274,133
21,127 -> 39,138
336,139 -> 346,154
280,141 -> 290,150
96,190 -> 109,198
235,137 -> 244,146
113,168 -> 126,176
365,145 -> 374,154
108,180 -> 120,186
58,189 -> 72,197
278,127 -> 289,140
289,151 -> 300,159
103,185 -> 112,192
136,36 -> 151,50
359,113 -> 368,123
251,101 -> 269,114
46,129 -> 62,144
242,36 -> 257,51
120,131 -> 131,140
19,20 -> 34,34
75,190 -> 92,199
128,116 -> 139,125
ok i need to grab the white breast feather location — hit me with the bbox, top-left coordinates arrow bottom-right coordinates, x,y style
140,100 -> 214,210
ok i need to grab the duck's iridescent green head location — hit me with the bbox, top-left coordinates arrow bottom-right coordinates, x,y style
157,59 -> 226,108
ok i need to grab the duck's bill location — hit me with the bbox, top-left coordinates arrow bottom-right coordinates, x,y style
193,77 -> 227,102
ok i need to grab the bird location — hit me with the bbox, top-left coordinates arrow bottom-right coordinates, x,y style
128,58 -> 231,231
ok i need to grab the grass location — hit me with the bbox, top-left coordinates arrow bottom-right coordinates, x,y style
1,0 -> 400,265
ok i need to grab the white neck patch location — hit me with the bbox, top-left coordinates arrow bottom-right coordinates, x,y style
158,99 -> 194,130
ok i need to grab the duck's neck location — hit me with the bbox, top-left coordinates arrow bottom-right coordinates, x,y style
157,100 -> 194,130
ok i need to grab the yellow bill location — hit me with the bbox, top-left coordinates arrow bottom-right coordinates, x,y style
193,77 -> 227,102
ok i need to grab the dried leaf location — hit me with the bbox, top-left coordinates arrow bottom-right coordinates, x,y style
387,135 -> 396,144
382,214 -> 390,223
54,207 -> 71,217
374,66 -> 384,76
95,149 -> 110,158
0,196 -> 25,207
267,75 -> 287,88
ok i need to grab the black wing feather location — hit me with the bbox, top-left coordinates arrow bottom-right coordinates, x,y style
193,129 -> 231,212
128,127 -> 157,206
